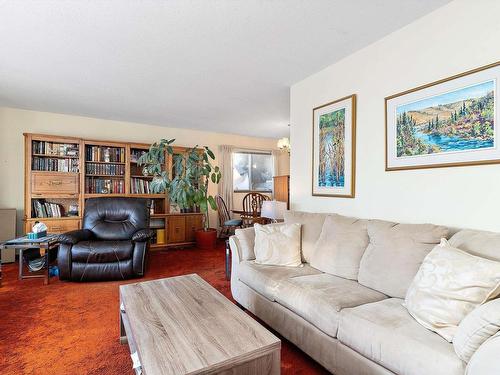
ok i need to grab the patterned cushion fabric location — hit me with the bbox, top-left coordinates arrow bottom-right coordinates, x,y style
453,298 -> 500,362
404,239 -> 500,342
254,223 -> 302,267
283,211 -> 329,263
358,221 -> 448,298
310,214 -> 369,280
338,298 -> 465,375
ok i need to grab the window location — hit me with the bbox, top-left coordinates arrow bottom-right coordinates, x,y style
233,151 -> 273,192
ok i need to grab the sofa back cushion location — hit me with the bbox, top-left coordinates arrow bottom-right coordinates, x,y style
449,229 -> 500,261
310,214 -> 369,280
283,211 -> 328,262
358,221 -> 448,298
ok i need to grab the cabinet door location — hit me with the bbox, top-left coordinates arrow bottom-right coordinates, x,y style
185,215 -> 203,242
168,216 -> 186,243
32,172 -> 79,194
26,219 -> 80,234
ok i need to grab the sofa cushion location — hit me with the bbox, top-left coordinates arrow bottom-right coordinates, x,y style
338,298 -> 465,375
234,227 -> 256,261
237,261 -> 321,301
449,229 -> 500,261
454,298 -> 500,362
358,221 -> 448,298
404,239 -> 500,342
283,211 -> 328,262
71,240 -> 134,263
275,273 -> 386,338
254,223 -> 302,267
310,214 -> 369,280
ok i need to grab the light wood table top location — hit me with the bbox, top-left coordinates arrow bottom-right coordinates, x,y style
120,274 -> 281,375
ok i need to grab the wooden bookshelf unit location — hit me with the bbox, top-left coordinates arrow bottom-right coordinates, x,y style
24,133 -> 204,249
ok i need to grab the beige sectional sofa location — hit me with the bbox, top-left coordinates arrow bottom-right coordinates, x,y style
228,211 -> 500,375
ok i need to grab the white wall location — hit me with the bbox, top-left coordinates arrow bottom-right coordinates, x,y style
290,0 -> 500,231
0,107 -> 289,233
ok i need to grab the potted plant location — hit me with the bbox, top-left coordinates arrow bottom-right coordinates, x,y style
138,139 -> 221,249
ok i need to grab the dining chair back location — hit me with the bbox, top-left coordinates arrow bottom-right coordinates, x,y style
216,195 -> 243,238
241,193 -> 270,226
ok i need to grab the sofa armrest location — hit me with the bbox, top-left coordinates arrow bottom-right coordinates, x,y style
132,229 -> 154,242
229,235 -> 242,264
466,332 -> 500,375
57,229 -> 94,245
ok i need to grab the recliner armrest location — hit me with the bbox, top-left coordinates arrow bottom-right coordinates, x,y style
57,229 -> 94,245
132,229 -> 154,242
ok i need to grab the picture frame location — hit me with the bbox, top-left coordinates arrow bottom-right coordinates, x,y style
312,94 -> 356,198
385,61 -> 500,171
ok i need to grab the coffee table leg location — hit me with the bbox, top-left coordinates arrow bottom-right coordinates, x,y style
45,248 -> 49,285
18,248 -> 24,280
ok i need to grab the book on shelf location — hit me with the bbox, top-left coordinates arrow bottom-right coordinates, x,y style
131,178 -> 151,194
85,177 -> 125,194
86,162 -> 125,175
32,157 -> 79,172
32,141 -> 79,157
86,145 -> 125,163
32,199 -> 65,218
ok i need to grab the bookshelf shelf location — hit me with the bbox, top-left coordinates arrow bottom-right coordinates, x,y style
24,134 -> 204,249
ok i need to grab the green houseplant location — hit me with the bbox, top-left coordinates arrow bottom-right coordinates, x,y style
138,139 -> 221,248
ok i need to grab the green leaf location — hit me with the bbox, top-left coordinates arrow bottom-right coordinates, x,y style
206,148 -> 215,160
214,166 -> 219,173
207,195 -> 217,210
211,173 -> 216,183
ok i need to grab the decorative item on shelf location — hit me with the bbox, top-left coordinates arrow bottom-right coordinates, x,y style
138,139 -> 222,249
277,137 -> 291,154
261,200 -> 287,223
312,94 -> 356,198
385,61 -> 500,171
68,204 -> 79,216
27,222 -> 48,239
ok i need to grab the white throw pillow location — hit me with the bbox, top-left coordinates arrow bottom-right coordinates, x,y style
453,298 -> 500,362
404,239 -> 500,342
254,223 -> 302,267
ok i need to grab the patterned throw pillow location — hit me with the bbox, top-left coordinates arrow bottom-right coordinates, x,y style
254,223 -> 302,267
404,239 -> 500,342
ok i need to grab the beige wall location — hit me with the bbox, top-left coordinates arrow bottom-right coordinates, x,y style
0,107 -> 289,233
290,0 -> 500,231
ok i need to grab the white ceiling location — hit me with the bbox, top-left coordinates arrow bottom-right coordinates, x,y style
0,0 -> 450,138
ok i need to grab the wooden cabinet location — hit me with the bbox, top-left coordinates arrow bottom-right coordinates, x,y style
25,218 -> 80,234
273,175 -> 290,209
185,215 -> 203,242
168,216 -> 186,243
31,172 -> 80,194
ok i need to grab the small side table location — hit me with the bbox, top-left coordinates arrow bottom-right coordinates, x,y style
0,234 -> 59,285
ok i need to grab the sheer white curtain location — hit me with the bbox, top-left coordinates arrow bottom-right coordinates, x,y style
218,145 -> 234,216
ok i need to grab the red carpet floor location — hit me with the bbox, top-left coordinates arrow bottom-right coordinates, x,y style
0,242 -> 329,375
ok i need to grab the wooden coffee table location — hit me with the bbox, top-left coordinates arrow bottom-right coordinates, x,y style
119,274 -> 281,375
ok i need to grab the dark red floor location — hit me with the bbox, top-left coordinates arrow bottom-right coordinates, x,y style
0,242 -> 329,374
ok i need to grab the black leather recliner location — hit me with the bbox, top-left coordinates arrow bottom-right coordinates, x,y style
57,197 -> 152,281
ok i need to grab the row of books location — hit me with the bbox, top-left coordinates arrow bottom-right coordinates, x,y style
130,178 -> 152,194
85,146 -> 125,163
32,157 -> 79,172
32,200 -> 64,218
86,163 -> 125,176
85,178 -> 125,194
32,141 -> 79,157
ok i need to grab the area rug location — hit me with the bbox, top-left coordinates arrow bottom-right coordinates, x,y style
0,242 -> 328,374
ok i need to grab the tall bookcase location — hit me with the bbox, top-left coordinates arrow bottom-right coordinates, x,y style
24,134 -> 203,250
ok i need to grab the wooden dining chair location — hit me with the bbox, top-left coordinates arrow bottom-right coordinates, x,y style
241,193 -> 270,227
216,195 -> 243,238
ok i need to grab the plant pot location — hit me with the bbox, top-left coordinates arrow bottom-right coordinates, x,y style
195,228 -> 217,249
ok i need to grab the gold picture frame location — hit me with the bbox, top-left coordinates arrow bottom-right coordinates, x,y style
385,61 -> 500,171
312,94 -> 356,198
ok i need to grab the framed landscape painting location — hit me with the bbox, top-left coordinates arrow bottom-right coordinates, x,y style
312,94 -> 356,197
386,61 -> 500,171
